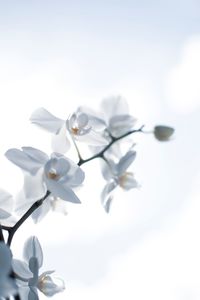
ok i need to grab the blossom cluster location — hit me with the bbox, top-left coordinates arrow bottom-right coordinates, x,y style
0,96 -> 174,299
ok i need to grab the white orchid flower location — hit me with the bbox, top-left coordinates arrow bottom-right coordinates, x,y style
13,236 -> 65,299
0,242 -> 18,298
101,149 -> 139,213
154,125 -> 175,141
5,147 -> 85,220
30,107 -> 108,154
67,107 -> 108,144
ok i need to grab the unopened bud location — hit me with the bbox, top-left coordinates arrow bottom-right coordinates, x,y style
154,125 -> 174,141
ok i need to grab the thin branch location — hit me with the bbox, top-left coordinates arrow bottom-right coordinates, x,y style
78,125 -> 145,166
0,224 -> 5,242
71,135 -> 83,161
3,190 -> 51,246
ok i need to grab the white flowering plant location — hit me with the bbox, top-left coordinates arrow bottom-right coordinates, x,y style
0,96 -> 174,299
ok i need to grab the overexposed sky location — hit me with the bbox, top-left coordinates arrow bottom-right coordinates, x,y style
0,1 -> 200,299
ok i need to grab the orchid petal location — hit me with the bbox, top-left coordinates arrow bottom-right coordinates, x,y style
101,96 -> 129,120
78,106 -> 106,129
31,198 -> 51,223
101,181 -> 117,213
100,161 -> 113,181
67,113 -> 76,130
22,147 -> 49,165
0,209 -> 11,219
77,113 -> 89,127
89,116 -> 107,130
0,189 -> 14,212
109,114 -> 137,136
0,215 -> 17,227
45,179 -> 81,203
30,107 -> 64,134
51,198 -> 68,215
23,170 -> 46,200
51,124 -> 71,153
5,149 -> 43,175
117,151 -> 136,175
12,259 -> 32,280
15,190 -> 37,216
109,114 -> 136,128
101,181 -> 117,205
64,165 -> 85,187
103,195 -> 113,213
77,130 -> 108,145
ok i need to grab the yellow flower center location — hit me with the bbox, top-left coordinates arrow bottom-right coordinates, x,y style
47,170 -> 59,180
119,172 -> 132,188
71,127 -> 79,135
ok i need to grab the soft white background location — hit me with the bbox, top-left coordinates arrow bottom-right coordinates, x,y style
0,0 -> 200,299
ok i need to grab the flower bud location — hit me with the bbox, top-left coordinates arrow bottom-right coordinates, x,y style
154,125 -> 174,141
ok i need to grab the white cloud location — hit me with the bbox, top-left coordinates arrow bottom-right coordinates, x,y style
166,36 -> 200,113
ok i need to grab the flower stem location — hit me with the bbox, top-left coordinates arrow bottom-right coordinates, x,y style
3,191 -> 51,246
71,135 -> 83,161
0,224 -> 5,242
78,125 -> 145,166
